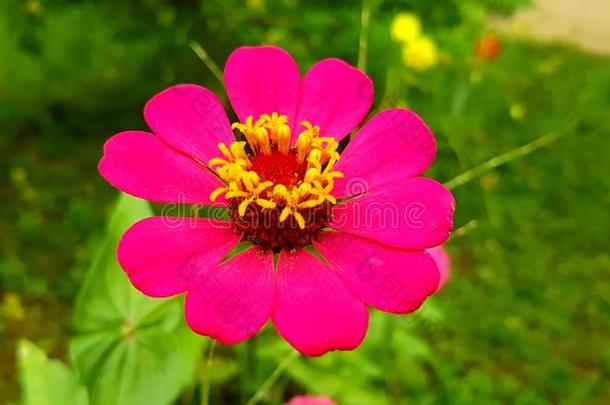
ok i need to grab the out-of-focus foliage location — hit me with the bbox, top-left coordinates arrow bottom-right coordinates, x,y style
70,194 -> 203,405
18,340 -> 88,405
1,0 -> 609,404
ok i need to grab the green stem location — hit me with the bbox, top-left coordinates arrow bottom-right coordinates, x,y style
450,219 -> 478,240
357,0 -> 372,72
245,350 -> 299,405
444,132 -> 560,190
190,41 -> 224,85
201,340 -> 217,405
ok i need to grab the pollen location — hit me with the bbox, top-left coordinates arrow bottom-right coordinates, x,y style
209,113 -> 343,250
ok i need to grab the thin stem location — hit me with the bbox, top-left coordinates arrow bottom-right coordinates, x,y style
200,340 -> 217,405
450,219 -> 478,240
357,0 -> 372,72
444,132 -> 560,190
245,350 -> 299,405
190,41 -> 224,85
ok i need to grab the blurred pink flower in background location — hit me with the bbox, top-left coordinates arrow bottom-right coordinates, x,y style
428,245 -> 451,291
284,395 -> 336,405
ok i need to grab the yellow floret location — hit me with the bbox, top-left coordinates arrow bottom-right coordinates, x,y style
209,113 -> 343,229
391,13 -> 422,44
402,36 -> 439,71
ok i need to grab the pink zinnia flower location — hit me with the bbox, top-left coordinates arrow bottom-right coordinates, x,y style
428,245 -> 451,291
284,395 -> 336,405
99,46 -> 455,356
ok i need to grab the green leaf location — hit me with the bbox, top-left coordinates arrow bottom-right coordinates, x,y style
18,340 -> 89,405
70,193 -> 203,405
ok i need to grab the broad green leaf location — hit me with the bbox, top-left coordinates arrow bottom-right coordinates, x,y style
70,193 -> 204,405
18,340 -> 89,405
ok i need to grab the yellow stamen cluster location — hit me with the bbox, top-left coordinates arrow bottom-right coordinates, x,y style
209,113 -> 343,229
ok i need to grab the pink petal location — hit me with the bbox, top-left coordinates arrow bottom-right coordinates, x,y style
117,217 -> 240,298
428,245 -> 451,291
185,248 -> 275,344
314,232 -> 439,313
334,109 -> 437,197
98,131 -> 223,204
295,58 -> 373,143
144,84 -> 234,164
273,249 -> 368,356
285,395 -> 336,405
331,177 -> 455,250
224,46 -> 300,127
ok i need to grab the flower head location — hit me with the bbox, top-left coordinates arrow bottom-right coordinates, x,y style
99,46 -> 455,356
391,12 -> 422,43
402,36 -> 439,71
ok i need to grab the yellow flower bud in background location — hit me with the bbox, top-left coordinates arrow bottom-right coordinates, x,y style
391,13 -> 422,43
402,36 -> 439,71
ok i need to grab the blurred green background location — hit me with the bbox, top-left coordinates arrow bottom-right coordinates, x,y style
1,0 -> 609,404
